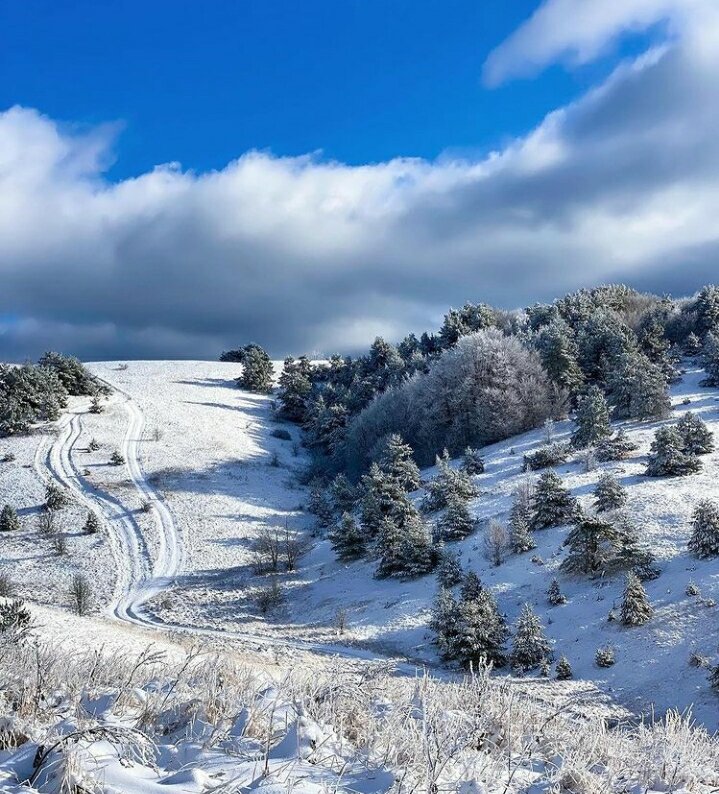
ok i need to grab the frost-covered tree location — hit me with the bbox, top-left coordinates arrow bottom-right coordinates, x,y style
89,395 -> 104,414
510,508 -> 536,554
684,332 -> 702,357
620,572 -> 653,626
308,483 -> 335,528
422,452 -> 478,512
593,472 -> 628,513
430,587 -> 460,660
613,513 -> 656,575
571,386 -> 612,449
436,547 -> 464,588
535,317 -> 585,395
82,511 -> 100,535
676,412 -> 715,456
694,285 -> 719,336
0,505 -> 20,533
45,483 -> 68,511
645,426 -> 701,477
238,345 -> 274,393
688,500 -> 719,559
483,519 -> 510,566
375,514 -> 436,579
38,352 -> 106,396
531,471 -> 579,530
110,450 -> 125,466
460,570 -> 483,602
329,473 -> 356,515
453,586 -> 508,668
378,434 -> 421,491
330,513 -> 366,561
595,429 -> 638,462
547,578 -> 567,605
562,515 -> 619,575
639,318 -> 677,381
437,494 -> 475,541
555,656 -> 573,680
511,603 -> 552,670
607,350 -> 671,421
360,463 -> 417,536
462,447 -> 485,475
701,330 -> 719,387
277,356 -> 313,421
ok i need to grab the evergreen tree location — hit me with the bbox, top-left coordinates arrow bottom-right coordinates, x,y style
378,434 -> 421,491
0,504 -> 20,532
593,472 -> 627,513
511,603 -> 552,670
308,483 -> 334,528
329,473 -> 356,514
45,483 -> 68,511
277,356 -> 313,421
547,578 -> 567,605
509,480 -> 535,553
360,463 -> 417,536
701,330 -> 719,387
562,515 -> 619,575
645,427 -> 701,477
437,494 -> 475,541
595,429 -> 638,462
238,345 -> 274,393
639,318 -> 676,381
536,317 -> 585,395
436,547 -> 464,588
423,452 -> 478,512
676,412 -> 715,456
531,471 -> 579,530
688,500 -> 719,559
613,513 -> 656,574
462,447 -> 485,475
555,656 -> 573,680
89,395 -> 104,414
430,587 -> 460,660
571,386 -> 612,449
694,285 -> 719,336
453,586 -> 508,668
620,572 -> 653,626
330,513 -> 366,561
607,350 -> 671,421
460,570 -> 483,602
82,511 -> 100,535
375,514 -> 436,579
683,332 -> 702,357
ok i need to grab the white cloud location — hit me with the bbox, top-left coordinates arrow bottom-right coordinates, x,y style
2,2 -> 719,360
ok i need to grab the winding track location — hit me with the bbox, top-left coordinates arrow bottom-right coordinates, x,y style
36,389 -> 406,667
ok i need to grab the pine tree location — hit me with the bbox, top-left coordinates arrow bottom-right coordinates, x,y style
436,547 -> 464,588
437,494 -> 475,541
531,471 -> 579,530
378,434 -> 421,491
82,511 -> 100,535
571,386 -> 612,449
688,500 -> 719,559
462,447 -> 485,475
330,513 -> 366,561
620,572 -> 653,626
536,317 -> 585,395
695,285 -> 719,336
277,356 -> 313,421
0,505 -> 20,532
237,345 -> 274,393
683,332 -> 702,357
701,330 -> 719,387
555,656 -> 573,680
510,510 -> 536,553
453,586 -> 508,668
375,515 -> 436,579
422,453 -> 478,512
430,587 -> 460,660
110,450 -> 125,466
645,427 -> 701,477
595,429 -> 638,462
329,473 -> 356,514
360,463 -> 417,536
511,603 -> 552,670
45,483 -> 68,511
593,472 -> 627,513
547,578 -> 567,605
639,318 -> 676,381
677,412 -> 715,456
608,350 -> 671,421
562,515 -> 619,575
89,395 -> 104,414
613,513 -> 656,574
308,483 -> 334,528
460,570 -> 483,602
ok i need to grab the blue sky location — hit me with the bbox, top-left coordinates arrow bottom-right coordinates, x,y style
1,0 -> 718,360
2,1 -> 653,177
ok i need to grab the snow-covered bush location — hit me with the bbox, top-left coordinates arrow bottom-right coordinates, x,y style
688,500 -> 719,559
522,442 -> 570,471
0,504 -> 20,533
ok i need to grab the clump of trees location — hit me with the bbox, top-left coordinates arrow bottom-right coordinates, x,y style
645,427 -> 703,477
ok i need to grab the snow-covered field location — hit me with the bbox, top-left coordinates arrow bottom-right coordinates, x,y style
2,358 -> 719,739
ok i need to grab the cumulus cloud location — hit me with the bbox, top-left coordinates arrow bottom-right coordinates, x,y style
2,0 -> 719,360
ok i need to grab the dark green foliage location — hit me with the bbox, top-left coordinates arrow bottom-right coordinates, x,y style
639,318 -> 677,381
377,434 -> 421,491
308,483 -> 334,528
110,450 -> 126,466
277,356 -> 313,421
329,473 -> 356,514
676,412 -> 714,455
238,345 -> 274,393
360,463 -> 417,536
571,386 -> 612,449
0,363 -> 67,436
220,343 -> 265,363
511,603 -> 552,670
562,514 -> 619,575
523,443 -> 570,471
688,500 -> 719,559
509,480 -> 535,553
83,511 -> 101,535
45,483 -> 68,511
555,656 -> 573,680
595,429 -> 638,462
547,578 -> 567,605
535,317 -> 585,395
462,447 -> 485,475
595,646 -> 615,667
89,395 -> 104,414
645,427 -> 701,477
531,470 -> 579,530
375,514 -> 436,579
683,333 -> 702,356
613,513 -> 656,575
436,494 -> 475,541
694,285 -> 719,337
620,572 -> 653,626
448,585 -> 509,668
438,302 -> 496,348
422,452 -> 478,512
593,472 -> 628,513
330,513 -> 366,561
460,570 -> 483,602
701,331 -> 719,387
607,350 -> 671,421
0,504 -> 20,532
436,547 -> 464,588
38,352 -> 107,396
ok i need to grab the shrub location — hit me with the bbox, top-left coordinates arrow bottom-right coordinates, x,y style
83,512 -> 101,535
110,450 -> 125,466
522,443 -> 570,472
255,578 -> 284,613
69,574 -> 92,615
0,505 -> 20,533
688,500 -> 719,558
555,655 -> 573,680
45,483 -> 68,511
595,646 -> 615,667
547,578 -> 567,605
462,447 -> 485,475
1,452 -> 16,463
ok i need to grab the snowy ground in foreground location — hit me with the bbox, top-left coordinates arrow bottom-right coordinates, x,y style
2,359 -> 719,728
